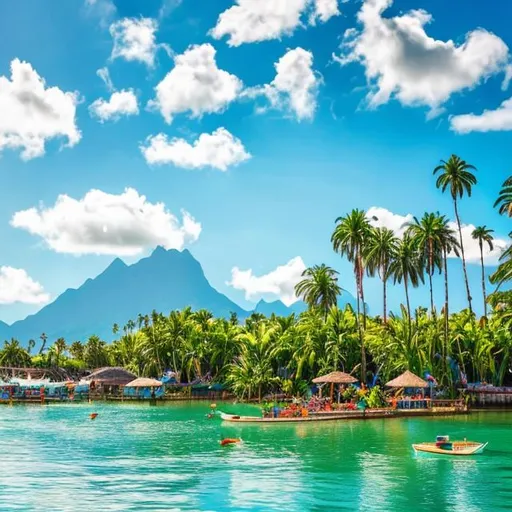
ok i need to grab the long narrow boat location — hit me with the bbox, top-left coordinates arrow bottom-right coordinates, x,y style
413,436 -> 487,456
219,410 -> 394,423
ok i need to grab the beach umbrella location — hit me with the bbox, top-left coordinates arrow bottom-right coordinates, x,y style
312,372 -> 358,401
385,370 -> 428,389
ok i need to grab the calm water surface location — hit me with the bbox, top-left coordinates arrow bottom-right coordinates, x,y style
0,403 -> 511,511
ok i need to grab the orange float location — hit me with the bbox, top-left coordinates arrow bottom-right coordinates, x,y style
220,438 -> 240,446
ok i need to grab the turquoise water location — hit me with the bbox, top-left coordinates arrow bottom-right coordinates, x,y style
1,403 -> 511,511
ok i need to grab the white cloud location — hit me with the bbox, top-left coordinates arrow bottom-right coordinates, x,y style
228,257 -> 307,305
450,97 -> 512,133
244,47 -> 320,120
367,206 -> 508,265
0,267 -> 49,305
0,59 -> 80,160
312,0 -> 340,24
141,128 -> 251,171
210,0 -> 339,46
110,18 -> 159,67
334,0 -> 510,112
10,188 -> 201,257
97,67 -> 114,92
367,206 -> 413,237
89,89 -> 139,122
148,43 -> 242,124
84,0 -> 116,28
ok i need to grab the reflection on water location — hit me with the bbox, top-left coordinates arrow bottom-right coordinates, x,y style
0,405 -> 511,511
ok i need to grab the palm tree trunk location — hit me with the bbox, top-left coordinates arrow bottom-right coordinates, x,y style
404,275 -> 412,340
383,274 -> 387,324
443,248 -> 449,386
454,198 -> 473,314
479,240 -> 488,317
354,264 -> 365,383
428,240 -> 435,316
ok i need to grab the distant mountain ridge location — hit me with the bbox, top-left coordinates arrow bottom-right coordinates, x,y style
2,247 -> 358,347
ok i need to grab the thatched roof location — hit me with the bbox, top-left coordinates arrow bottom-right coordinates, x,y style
312,371 -> 358,384
385,370 -> 428,388
125,377 -> 162,388
84,367 -> 136,386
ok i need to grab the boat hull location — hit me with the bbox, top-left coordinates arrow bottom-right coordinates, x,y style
412,442 -> 488,456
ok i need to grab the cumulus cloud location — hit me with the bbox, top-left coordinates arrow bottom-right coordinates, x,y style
450,97 -> 512,133
334,0 -> 510,113
89,89 -> 139,122
367,206 -> 413,237
148,43 -> 242,124
210,0 -> 339,46
110,18 -> 159,67
367,206 -> 508,265
0,267 -> 49,305
0,58 -> 80,160
141,128 -> 251,171
10,188 -> 201,256
244,47 -> 320,120
228,256 -> 307,305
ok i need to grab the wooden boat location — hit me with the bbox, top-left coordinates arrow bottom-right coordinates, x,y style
413,435 -> 487,456
219,409 -> 394,423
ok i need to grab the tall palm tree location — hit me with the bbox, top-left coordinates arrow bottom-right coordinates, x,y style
294,264 -> 341,318
434,154 -> 477,314
437,216 -> 460,344
406,213 -> 444,316
365,226 -> 398,323
472,226 -> 494,317
388,234 -> 424,337
27,339 -> 36,355
38,333 -> 48,355
331,209 -> 372,380
494,176 -> 512,217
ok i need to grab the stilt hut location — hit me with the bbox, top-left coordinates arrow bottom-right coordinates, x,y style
385,370 -> 429,409
84,367 -> 137,397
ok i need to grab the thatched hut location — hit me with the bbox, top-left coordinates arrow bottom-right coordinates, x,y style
385,370 -> 428,389
125,378 -> 162,388
313,371 -> 358,401
84,367 -> 137,396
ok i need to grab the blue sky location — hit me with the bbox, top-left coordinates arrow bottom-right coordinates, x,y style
1,0 -> 512,324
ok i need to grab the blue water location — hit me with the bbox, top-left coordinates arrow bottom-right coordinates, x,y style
1,403 -> 511,511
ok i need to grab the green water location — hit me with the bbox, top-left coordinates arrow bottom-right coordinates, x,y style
0,403 -> 511,511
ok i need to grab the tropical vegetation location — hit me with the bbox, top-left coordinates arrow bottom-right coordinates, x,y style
1,155 -> 512,401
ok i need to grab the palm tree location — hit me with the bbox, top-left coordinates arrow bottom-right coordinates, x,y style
0,339 -> 31,367
388,234 -> 424,337
406,213 -> 444,316
54,337 -> 67,366
27,339 -> 36,355
69,341 -> 85,361
365,227 -> 398,323
38,333 -> 48,355
494,176 -> 512,217
331,209 -> 372,380
294,264 -> 341,318
112,323 -> 119,336
472,226 -> 494,317
490,235 -> 512,289
434,154 -> 477,314
437,216 -> 460,344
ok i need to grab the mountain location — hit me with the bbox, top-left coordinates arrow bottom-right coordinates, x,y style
253,288 -> 360,318
0,320 -> 10,341
2,248 -> 362,346
8,247 -> 247,346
